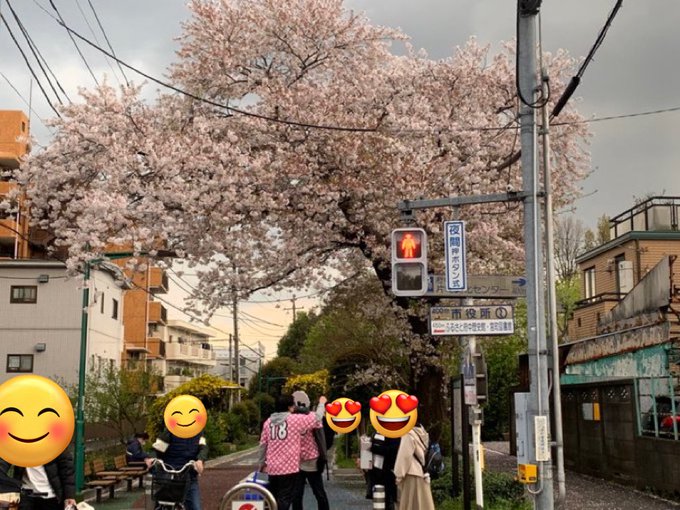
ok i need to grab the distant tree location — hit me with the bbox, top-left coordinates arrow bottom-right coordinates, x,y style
249,356 -> 298,398
554,216 -> 586,281
583,214 -> 611,251
85,364 -> 161,444
556,276 -> 581,341
277,311 -> 317,361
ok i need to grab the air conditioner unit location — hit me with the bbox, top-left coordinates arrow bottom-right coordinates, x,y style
618,260 -> 634,294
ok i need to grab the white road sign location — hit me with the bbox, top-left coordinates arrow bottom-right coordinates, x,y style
428,274 -> 527,299
444,220 -> 467,291
430,305 -> 514,336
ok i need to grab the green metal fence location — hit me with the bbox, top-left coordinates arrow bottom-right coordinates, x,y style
635,376 -> 679,440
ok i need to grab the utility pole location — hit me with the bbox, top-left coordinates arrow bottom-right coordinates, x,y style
541,69 -> 566,505
463,299 -> 484,509
232,291 -> 240,399
284,294 -> 303,321
518,1 -> 554,507
228,333 -> 233,381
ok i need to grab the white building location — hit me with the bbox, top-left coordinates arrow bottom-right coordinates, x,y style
148,319 -> 217,393
0,260 -> 129,385
210,340 -> 265,388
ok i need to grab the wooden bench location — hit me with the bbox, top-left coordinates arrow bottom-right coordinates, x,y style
92,459 -> 134,491
83,463 -> 118,503
114,455 -> 148,489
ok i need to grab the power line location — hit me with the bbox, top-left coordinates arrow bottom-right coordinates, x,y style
72,0 -> 122,86
36,8 -> 381,133
85,0 -> 129,85
0,71 -> 53,130
5,0 -> 64,104
0,12 -> 61,117
46,0 -> 100,87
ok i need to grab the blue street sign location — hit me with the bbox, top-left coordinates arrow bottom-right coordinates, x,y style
444,220 -> 467,291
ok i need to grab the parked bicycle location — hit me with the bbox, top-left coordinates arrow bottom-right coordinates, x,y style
149,459 -> 197,510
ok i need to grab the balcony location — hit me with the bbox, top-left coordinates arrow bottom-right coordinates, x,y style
0,218 -> 17,239
149,267 -> 169,294
148,301 -> 168,324
575,292 -> 625,309
610,197 -> 680,239
164,342 -> 216,366
163,374 -> 192,393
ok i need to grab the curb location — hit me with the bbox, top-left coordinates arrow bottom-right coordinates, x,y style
205,446 -> 260,469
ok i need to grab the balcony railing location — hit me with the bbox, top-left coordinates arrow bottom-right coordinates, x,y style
148,301 -> 168,324
575,292 -> 625,308
610,196 -> 680,239
148,267 -> 169,294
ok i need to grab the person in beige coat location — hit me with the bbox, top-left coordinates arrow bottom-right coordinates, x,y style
393,424 -> 436,510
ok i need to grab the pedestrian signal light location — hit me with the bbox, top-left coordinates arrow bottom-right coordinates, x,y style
391,228 -> 428,296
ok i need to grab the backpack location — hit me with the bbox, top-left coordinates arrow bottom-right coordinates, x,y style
416,438 -> 445,480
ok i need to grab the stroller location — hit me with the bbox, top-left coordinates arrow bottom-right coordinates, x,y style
149,459 -> 196,510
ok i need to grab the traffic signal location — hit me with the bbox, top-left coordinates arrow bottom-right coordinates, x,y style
473,352 -> 488,404
391,227 -> 428,296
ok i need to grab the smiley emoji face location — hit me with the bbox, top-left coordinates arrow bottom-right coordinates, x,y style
163,395 -> 207,438
325,397 -> 361,434
0,375 -> 75,467
369,389 -> 418,438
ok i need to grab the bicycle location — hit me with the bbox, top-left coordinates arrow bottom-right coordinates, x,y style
148,459 -> 196,510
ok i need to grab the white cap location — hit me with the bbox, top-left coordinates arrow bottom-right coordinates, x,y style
292,390 -> 310,408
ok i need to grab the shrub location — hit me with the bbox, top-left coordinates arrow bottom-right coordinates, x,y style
282,370 -> 329,402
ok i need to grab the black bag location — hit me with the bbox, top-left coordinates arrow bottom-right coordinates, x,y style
416,438 -> 445,480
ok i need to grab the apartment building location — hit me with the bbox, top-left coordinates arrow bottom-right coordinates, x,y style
0,259 -> 129,385
146,319 -> 216,392
0,111 -> 31,259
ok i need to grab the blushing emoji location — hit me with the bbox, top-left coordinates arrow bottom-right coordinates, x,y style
369,389 -> 418,438
0,375 -> 75,467
325,397 -> 362,434
164,395 -> 207,438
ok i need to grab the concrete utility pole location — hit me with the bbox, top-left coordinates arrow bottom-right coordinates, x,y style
232,292 -> 240,398
284,294 -> 304,321
518,0 -> 554,507
463,299 -> 484,509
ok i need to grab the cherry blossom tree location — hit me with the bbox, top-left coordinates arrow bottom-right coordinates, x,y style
13,0 -> 591,428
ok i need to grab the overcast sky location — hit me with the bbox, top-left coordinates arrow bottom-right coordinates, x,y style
2,0 -> 679,355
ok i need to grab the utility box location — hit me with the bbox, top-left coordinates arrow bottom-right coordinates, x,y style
514,392 -> 538,484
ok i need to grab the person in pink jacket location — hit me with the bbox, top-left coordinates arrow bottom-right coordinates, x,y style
258,393 -> 327,510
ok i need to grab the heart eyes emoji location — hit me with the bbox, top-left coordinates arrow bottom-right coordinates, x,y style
325,402 -> 342,416
369,394 -> 392,414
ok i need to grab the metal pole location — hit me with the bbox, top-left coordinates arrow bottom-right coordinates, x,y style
74,261 -> 90,493
461,374 -> 471,510
232,291 -> 240,400
541,69 -> 566,506
451,378 -> 460,498
518,2 -> 554,507
463,297 -> 484,509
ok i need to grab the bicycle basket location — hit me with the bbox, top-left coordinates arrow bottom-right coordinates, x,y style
152,472 -> 191,503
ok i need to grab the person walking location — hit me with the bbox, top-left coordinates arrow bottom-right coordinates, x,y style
393,423 -> 435,510
258,393 -> 327,510
146,427 -> 208,510
0,451 -> 76,510
126,432 -> 150,463
368,433 -> 400,510
291,391 -> 329,510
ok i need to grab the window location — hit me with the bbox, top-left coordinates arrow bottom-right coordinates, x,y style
10,286 -> 37,304
7,354 -> 33,373
112,298 -> 119,320
100,292 -> 105,314
584,267 -> 596,299
614,253 -> 626,294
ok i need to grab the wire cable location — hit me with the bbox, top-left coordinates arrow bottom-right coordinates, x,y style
0,12 -> 61,117
85,0 -> 129,86
34,7 -> 381,133
46,0 -> 100,87
72,0 -> 122,86
5,0 -> 66,104
0,71 -> 53,130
